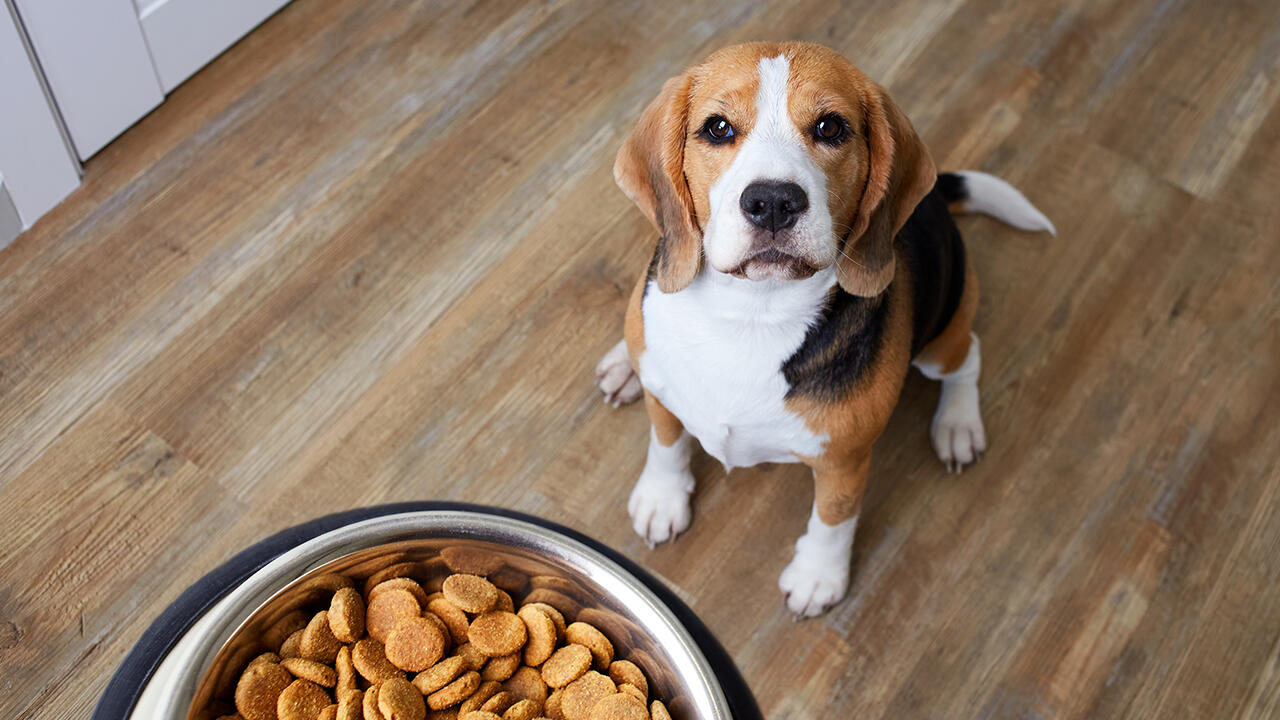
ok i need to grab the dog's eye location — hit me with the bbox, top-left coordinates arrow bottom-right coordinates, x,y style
813,114 -> 849,145
700,115 -> 735,144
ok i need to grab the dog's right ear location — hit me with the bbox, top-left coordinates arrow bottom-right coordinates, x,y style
614,74 -> 701,294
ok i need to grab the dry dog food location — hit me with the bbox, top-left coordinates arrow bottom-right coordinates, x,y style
221,560 -> 674,720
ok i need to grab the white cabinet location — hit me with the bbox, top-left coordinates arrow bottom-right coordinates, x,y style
139,0 -> 292,93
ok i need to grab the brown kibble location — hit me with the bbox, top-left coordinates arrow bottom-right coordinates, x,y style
235,661 -> 294,720
250,652 -> 283,669
521,589 -> 579,618
352,639 -> 406,683
329,587 -> 366,643
264,611 -> 310,651
440,546 -> 505,576
605,662 -> 646,700
458,680 -> 502,716
500,699 -> 539,720
501,667 -> 547,707
616,685 -> 644,704
468,612 -> 526,657
442,574 -> 500,614
564,624 -> 612,671
319,705 -> 338,720
545,690 -> 563,720
412,656 -> 467,695
458,713 -> 501,720
364,561 -> 421,595
276,679 -> 331,720
281,657 -> 338,687
365,685 -> 388,720
386,617 -> 447,672
422,612 -> 453,651
559,672 -> 616,720
454,643 -> 487,671
480,653 -> 521,682
379,678 -> 426,720
428,598 -> 472,646
586,694 -> 646,720
427,671 -> 482,710
649,700 -> 671,720
540,645 -> 592,689
367,589 -> 421,643
519,603 -> 566,638
336,646 -> 358,697
280,629 -> 304,659
370,577 -> 431,606
427,710 -> 461,720
336,690 -> 362,720
517,606 -> 556,667
493,591 -> 514,613
488,568 -> 528,595
300,612 -> 342,664
478,691 -> 515,715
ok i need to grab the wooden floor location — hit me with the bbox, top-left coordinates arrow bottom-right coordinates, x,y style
3,1 -> 1279,718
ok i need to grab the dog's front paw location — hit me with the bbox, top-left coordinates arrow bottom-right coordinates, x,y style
627,471 -> 693,547
596,339 -> 642,406
779,552 -> 850,618
932,382 -> 986,473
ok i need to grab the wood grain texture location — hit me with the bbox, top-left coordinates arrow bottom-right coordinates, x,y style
2,1 -> 1278,718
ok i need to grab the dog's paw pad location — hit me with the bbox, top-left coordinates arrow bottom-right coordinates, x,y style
778,557 -> 848,618
595,340 -> 642,406
627,480 -> 692,546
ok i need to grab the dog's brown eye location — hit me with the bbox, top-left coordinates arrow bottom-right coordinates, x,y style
813,114 -> 848,144
700,115 -> 735,144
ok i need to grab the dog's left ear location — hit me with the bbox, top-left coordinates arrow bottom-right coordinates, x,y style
838,83 -> 936,297
614,73 -> 702,294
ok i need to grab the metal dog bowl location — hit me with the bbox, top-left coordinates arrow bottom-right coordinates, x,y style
92,502 -> 760,720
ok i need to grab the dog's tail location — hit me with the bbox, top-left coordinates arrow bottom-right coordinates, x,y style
937,170 -> 1056,236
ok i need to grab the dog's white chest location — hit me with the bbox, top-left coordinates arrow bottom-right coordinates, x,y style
637,270 -> 832,468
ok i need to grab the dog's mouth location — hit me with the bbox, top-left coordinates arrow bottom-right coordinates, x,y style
728,248 -> 820,281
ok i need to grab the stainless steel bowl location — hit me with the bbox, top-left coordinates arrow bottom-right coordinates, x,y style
136,510 -> 731,719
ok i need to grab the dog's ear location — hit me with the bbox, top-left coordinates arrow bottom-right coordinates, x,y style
838,83 -> 936,297
614,73 -> 701,293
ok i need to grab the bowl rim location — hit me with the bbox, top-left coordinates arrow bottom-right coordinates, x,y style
159,508 -> 733,719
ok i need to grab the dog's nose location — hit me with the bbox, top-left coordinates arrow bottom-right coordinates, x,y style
739,181 -> 808,232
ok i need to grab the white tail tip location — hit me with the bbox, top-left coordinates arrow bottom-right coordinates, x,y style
953,170 -> 1056,237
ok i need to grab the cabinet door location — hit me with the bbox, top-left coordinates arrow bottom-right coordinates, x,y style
138,0 -> 292,93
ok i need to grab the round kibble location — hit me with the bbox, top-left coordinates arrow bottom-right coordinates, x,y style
364,685 -> 388,720
249,652 -> 282,669
428,598 -> 472,646
443,574 -> 500,613
370,577 -> 431,606
387,616 -> 447,672
540,645 -> 592,689
281,657 -> 338,687
263,610 -> 310,651
481,652 -> 521,682
277,679 -> 331,720
367,589 -> 421,643
328,587 -> 365,643
649,700 -> 672,720
520,603 -> 566,638
319,705 -> 338,720
522,589 -> 579,618
564,623 -> 612,670
235,661 -> 294,720
517,606 -> 556,667
559,672 -> 616,720
454,642 -> 487,671
606,662 -> 646,700
352,638 -> 406,682
468,612 -> 526,657
364,561 -> 421,595
428,671 -> 482,710
587,693 -> 646,720
478,691 -> 515,715
459,713 -> 501,720
336,691 -> 362,720
335,646 -> 358,697
412,655 -> 467,695
440,546 -> 505,576
501,699 -> 539,720
379,677 -> 427,720
280,628 -> 303,659
493,591 -> 514,613
300,612 -> 342,664
459,679 -> 502,715
617,684 -> 644,704
501,666 -> 547,707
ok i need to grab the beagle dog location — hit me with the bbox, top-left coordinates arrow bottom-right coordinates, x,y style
595,42 -> 1054,616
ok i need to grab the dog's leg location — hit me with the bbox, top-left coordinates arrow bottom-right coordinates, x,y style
628,393 -> 695,546
595,339 -> 643,406
779,456 -> 867,617
915,332 -> 985,472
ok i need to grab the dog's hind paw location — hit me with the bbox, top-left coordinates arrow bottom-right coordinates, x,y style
595,339 -> 642,407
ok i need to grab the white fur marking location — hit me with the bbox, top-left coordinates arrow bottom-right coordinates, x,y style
778,503 -> 857,617
954,170 -> 1057,236
628,428 -> 696,546
913,332 -> 986,472
595,338 -> 642,406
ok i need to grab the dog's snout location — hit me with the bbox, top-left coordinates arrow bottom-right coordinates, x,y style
739,181 -> 809,233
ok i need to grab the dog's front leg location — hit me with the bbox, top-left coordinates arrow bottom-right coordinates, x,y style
779,455 -> 868,617
628,393 -> 695,547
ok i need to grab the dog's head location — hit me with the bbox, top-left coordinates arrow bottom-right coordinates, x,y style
615,42 -> 936,296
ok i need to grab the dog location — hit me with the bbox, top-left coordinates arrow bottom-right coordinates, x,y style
595,42 -> 1054,617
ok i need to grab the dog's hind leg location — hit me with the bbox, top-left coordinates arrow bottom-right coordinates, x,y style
595,339 -> 642,406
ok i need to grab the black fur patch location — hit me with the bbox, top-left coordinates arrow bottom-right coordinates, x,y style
935,171 -> 968,204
